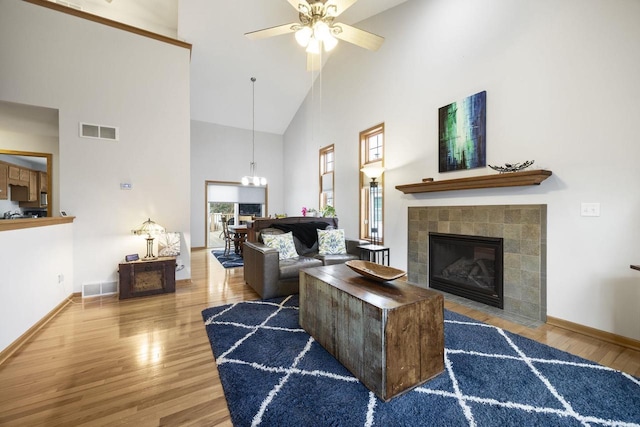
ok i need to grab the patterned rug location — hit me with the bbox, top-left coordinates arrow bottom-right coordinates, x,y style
202,295 -> 640,426
212,250 -> 244,268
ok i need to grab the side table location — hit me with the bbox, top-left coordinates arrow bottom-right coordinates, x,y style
119,257 -> 176,299
358,244 -> 390,266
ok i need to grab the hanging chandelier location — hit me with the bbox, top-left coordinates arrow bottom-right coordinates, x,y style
241,77 -> 267,186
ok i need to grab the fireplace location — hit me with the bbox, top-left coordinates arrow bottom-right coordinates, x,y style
429,232 -> 504,308
408,205 -> 547,322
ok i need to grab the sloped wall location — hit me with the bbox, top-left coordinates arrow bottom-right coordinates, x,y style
283,0 -> 640,340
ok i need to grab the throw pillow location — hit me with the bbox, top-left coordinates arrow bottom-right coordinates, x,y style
317,229 -> 347,255
262,231 -> 299,260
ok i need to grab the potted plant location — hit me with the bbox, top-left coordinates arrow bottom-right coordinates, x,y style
321,205 -> 336,217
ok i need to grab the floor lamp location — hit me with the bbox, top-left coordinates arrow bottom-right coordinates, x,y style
361,166 -> 385,247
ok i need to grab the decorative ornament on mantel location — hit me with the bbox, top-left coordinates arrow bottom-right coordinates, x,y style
488,160 -> 535,173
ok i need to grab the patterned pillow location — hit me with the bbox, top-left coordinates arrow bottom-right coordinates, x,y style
317,229 -> 347,255
262,231 -> 299,260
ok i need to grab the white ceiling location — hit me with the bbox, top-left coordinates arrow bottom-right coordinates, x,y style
81,0 -> 407,135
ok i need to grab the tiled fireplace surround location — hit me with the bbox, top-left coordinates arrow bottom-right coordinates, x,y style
408,205 -> 547,323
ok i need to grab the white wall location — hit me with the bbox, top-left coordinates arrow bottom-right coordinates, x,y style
190,120 -> 284,248
0,223 -> 74,351
0,1 -> 191,297
283,0 -> 640,340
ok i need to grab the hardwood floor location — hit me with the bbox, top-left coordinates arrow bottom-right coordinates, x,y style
0,249 -> 638,426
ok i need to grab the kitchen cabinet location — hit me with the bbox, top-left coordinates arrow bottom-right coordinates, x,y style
28,171 -> 38,201
7,165 -> 29,186
8,165 -> 20,181
17,170 -> 48,208
39,172 -> 48,193
11,169 -> 38,203
0,164 -> 7,200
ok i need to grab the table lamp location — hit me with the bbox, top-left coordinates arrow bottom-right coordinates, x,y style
133,218 -> 165,259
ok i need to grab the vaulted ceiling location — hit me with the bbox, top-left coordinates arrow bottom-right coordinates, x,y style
80,0 -> 407,134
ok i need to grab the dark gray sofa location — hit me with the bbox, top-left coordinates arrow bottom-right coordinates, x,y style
243,217 -> 363,299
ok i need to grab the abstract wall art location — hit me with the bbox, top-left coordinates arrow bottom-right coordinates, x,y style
438,91 -> 486,172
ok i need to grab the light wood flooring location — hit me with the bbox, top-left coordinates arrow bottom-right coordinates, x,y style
0,249 -> 638,426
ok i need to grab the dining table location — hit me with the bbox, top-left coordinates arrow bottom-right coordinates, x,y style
228,224 -> 248,255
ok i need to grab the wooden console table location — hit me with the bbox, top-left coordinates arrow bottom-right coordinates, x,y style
119,257 -> 176,299
299,264 -> 444,401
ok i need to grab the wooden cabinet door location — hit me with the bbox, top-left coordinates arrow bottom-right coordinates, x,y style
8,165 -> 20,181
19,168 -> 29,183
28,171 -> 38,201
0,164 -> 7,200
39,172 -> 48,192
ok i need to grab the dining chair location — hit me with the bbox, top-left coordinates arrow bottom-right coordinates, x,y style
222,218 -> 243,256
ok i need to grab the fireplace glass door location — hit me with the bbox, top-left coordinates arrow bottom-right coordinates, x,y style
429,232 -> 504,308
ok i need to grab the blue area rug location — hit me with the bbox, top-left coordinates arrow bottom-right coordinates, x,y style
212,250 -> 243,268
202,295 -> 640,426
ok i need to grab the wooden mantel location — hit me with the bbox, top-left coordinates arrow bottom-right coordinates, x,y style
395,170 -> 553,194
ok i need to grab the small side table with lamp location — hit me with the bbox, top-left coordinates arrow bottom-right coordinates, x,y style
119,218 -> 176,299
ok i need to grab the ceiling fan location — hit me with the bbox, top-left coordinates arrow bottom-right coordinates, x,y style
245,0 -> 384,70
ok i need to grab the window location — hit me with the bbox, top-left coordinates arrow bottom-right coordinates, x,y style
319,144 -> 334,212
359,124 -> 384,244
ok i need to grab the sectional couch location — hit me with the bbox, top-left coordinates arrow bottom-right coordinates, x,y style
243,216 -> 363,299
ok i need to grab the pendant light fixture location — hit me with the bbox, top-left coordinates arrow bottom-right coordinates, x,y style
241,77 -> 267,186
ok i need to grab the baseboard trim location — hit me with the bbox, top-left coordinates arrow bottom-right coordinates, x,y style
547,316 -> 640,352
176,279 -> 192,286
0,292 -> 80,367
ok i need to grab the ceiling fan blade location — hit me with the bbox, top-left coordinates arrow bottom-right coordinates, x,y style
307,52 -> 321,71
326,0 -> 357,16
287,0 -> 311,14
334,23 -> 384,51
245,23 -> 297,40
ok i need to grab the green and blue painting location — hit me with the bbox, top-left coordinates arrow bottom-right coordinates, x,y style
438,91 -> 486,172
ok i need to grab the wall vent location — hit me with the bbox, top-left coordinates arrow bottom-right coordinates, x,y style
82,281 -> 118,298
80,123 -> 119,141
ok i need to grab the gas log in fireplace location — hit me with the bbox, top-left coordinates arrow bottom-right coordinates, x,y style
429,232 -> 504,308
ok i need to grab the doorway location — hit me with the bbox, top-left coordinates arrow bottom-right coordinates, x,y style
205,181 -> 267,248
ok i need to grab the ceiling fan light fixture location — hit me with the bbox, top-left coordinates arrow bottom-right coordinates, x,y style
306,36 -> 321,54
323,34 -> 338,51
295,26 -> 312,47
298,3 -> 310,15
313,20 -> 330,41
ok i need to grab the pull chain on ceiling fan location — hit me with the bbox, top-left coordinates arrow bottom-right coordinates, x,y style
245,0 -> 384,70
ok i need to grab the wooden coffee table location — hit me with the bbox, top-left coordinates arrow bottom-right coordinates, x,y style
299,264 -> 444,401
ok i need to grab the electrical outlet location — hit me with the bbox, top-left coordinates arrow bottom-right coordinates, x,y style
581,202 -> 600,217
58,274 -> 64,283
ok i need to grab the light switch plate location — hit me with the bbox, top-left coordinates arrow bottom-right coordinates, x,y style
581,202 -> 600,217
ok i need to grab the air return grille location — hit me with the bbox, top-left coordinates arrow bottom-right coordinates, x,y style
80,123 -> 119,141
82,281 -> 118,298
